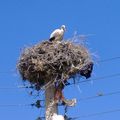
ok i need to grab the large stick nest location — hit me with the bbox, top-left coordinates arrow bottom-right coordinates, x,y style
17,40 -> 93,90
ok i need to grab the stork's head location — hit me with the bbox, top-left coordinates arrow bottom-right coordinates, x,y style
61,25 -> 66,31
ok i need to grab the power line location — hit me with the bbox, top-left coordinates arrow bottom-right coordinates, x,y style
0,100 -> 44,108
0,103 -> 44,108
0,104 -> 31,107
0,90 -> 120,119
0,89 -> 120,107
69,73 -> 120,85
98,56 -> 120,63
0,85 -> 34,89
0,70 -> 17,74
78,90 -> 120,101
71,108 -> 120,119
58,89 -> 120,107
33,107 -> 120,119
0,72 -> 120,90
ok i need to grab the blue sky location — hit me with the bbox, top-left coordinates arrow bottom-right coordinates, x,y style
0,0 -> 120,120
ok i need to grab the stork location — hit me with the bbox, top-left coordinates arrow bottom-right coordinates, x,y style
49,25 -> 66,42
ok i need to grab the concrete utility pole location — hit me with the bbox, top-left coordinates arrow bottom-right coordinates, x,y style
45,80 -> 58,120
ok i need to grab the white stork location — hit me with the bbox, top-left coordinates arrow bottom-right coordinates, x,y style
49,25 -> 66,42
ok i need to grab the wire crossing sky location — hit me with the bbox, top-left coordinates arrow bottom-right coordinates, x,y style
0,0 -> 120,120
0,72 -> 120,89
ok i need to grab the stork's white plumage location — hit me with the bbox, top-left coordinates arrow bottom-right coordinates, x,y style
49,25 -> 66,42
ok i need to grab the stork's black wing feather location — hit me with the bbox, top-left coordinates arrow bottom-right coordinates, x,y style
49,36 -> 55,41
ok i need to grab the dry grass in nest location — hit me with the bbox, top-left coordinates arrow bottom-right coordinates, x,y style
17,40 -> 93,90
